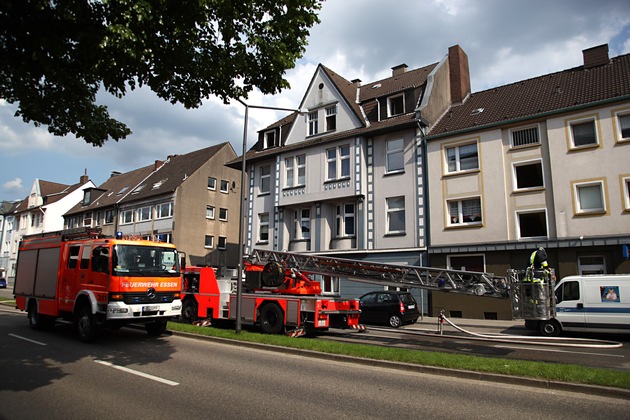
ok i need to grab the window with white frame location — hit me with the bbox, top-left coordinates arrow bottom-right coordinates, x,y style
285,155 -> 305,188
121,209 -> 134,225
206,205 -> 215,219
573,180 -> 606,214
326,145 -> 350,180
83,213 -> 92,227
208,177 -> 216,190
513,160 -> 544,190
315,274 -> 340,295
386,138 -> 404,173
308,111 -> 318,136
614,110 -> 630,142
156,202 -> 173,218
336,203 -> 355,237
218,236 -> 227,250
325,105 -> 337,131
517,210 -> 548,238
387,94 -> 404,117
569,118 -> 598,148
94,211 -> 102,226
447,197 -> 482,226
204,235 -> 214,248
265,130 -> 278,148
137,206 -> 152,222
511,126 -> 540,147
219,208 -> 228,221
259,165 -> 271,194
220,179 -> 229,193
386,196 -> 405,234
294,209 -> 310,240
258,213 -> 269,242
445,142 -> 479,173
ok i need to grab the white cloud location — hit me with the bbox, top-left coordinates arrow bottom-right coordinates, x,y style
1,177 -> 23,201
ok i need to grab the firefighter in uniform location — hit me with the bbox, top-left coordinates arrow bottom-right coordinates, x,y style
524,247 -> 551,316
526,247 -> 549,282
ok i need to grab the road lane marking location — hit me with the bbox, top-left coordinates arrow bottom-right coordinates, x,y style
494,344 -> 624,358
8,333 -> 47,346
94,360 -> 179,386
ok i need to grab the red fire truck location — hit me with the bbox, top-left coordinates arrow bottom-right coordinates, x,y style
14,228 -> 183,342
180,253 -> 363,336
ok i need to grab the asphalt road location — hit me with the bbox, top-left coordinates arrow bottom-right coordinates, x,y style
0,311 -> 628,420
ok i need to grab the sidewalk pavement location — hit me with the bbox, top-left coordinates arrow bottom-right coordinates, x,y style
406,315 -> 526,335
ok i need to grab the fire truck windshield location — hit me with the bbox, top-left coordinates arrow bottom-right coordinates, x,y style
113,245 -> 180,277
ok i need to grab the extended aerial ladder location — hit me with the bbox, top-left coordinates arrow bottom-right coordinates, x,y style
245,249 -> 510,299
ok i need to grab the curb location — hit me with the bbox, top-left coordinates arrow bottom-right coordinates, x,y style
170,329 -> 630,401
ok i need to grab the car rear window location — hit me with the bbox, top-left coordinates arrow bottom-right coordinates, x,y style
399,293 -> 416,304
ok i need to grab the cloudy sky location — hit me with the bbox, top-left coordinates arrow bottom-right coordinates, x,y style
1,0 -> 629,203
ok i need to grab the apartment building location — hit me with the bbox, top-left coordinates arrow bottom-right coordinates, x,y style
4,174 -> 95,281
425,44 -> 630,318
229,45 -> 470,302
65,143 -> 241,269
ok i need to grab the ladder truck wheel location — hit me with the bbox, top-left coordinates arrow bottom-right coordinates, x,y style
181,298 -> 199,324
145,319 -> 168,336
76,305 -> 97,343
538,319 -> 561,337
388,314 -> 403,328
259,303 -> 285,334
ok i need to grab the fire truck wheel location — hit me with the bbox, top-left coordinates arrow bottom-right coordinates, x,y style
181,299 -> 199,323
28,301 -> 53,330
388,314 -> 402,328
145,319 -> 168,336
538,319 -> 561,337
259,303 -> 284,334
76,306 -> 96,342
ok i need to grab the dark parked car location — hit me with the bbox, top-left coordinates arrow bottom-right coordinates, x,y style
0,277 -> 6,289
359,290 -> 420,328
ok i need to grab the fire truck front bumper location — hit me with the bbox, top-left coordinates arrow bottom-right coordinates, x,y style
106,299 -> 182,320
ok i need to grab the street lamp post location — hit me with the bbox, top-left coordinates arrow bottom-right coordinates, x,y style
235,100 -> 301,334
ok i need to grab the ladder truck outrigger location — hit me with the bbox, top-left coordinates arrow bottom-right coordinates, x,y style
180,249 -> 553,336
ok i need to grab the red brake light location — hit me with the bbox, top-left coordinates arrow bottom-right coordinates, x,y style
400,301 -> 405,313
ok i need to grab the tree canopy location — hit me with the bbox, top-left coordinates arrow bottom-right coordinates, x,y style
0,0 -> 321,146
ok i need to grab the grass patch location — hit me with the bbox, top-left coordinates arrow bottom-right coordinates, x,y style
167,321 -> 630,390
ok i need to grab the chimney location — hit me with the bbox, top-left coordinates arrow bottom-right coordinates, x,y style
154,160 -> 164,170
79,169 -> 89,184
583,44 -> 609,69
392,64 -> 408,77
448,45 -> 471,105
351,78 -> 362,87
110,171 -> 122,178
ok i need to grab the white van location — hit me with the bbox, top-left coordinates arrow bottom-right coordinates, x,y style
538,274 -> 630,336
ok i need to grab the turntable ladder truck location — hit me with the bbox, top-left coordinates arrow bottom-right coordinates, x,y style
181,249 -> 512,336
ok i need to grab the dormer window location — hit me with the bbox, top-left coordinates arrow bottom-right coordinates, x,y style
82,190 -> 91,206
265,130 -> 278,148
387,94 -> 405,117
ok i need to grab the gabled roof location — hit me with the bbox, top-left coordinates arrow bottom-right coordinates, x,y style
66,142 -> 233,215
428,52 -> 630,138
12,179 -> 80,213
229,61 -> 436,168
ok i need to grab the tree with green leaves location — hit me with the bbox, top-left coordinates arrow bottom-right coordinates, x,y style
0,0 -> 321,146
